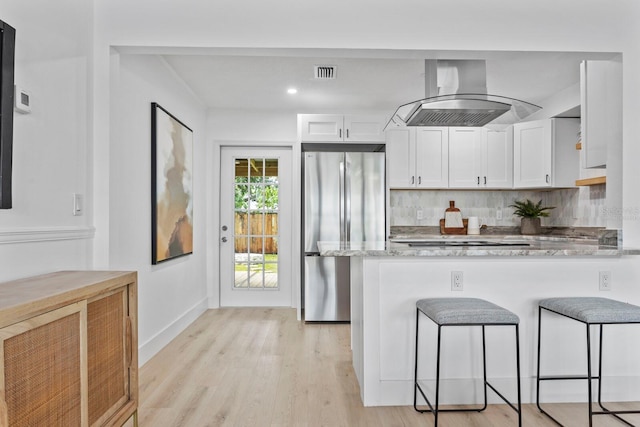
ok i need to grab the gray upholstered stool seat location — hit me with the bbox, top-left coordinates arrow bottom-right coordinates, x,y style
539,297 -> 640,324
417,297 -> 520,325
414,297 -> 522,426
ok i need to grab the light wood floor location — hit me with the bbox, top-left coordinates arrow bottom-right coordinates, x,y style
124,308 -> 640,426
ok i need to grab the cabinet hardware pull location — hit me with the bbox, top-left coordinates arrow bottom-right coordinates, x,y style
346,129 -> 349,139
477,176 -> 480,185
126,316 -> 133,368
411,176 -> 415,185
339,129 -> 342,139
484,176 -> 487,185
546,174 -> 550,183
418,176 -> 422,185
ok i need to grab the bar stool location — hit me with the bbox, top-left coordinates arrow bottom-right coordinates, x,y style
414,297 -> 522,426
537,297 -> 640,426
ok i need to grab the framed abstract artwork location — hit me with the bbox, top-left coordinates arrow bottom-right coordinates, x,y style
151,103 -> 194,264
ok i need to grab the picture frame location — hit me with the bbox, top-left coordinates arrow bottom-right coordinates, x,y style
151,103 -> 194,264
0,20 -> 16,209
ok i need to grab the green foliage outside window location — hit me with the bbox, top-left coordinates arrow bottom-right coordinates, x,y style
235,176 -> 279,210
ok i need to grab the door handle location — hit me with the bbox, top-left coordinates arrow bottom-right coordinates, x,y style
222,225 -> 228,231
221,237 -> 228,243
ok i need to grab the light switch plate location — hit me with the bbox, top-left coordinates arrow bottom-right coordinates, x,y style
73,193 -> 83,216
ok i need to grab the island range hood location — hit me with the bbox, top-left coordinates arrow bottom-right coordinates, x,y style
387,60 -> 541,129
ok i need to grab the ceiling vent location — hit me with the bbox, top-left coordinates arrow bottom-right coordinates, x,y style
314,65 -> 337,79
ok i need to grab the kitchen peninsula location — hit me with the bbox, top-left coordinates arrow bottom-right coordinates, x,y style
317,235 -> 640,407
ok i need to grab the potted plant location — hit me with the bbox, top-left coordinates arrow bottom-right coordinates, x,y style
509,199 -> 555,235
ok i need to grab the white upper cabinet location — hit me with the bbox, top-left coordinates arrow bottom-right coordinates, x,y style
448,128 -> 483,188
386,127 -> 449,188
386,128 -> 415,188
416,128 -> 449,188
513,118 -> 579,188
580,60 -> 621,169
482,128 -> 513,188
445,127 -> 512,189
300,114 -> 385,142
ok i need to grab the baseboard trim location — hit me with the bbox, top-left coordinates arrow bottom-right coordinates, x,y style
138,297 -> 209,366
0,226 -> 96,244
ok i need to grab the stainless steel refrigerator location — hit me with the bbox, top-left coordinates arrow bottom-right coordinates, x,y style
303,145 -> 386,322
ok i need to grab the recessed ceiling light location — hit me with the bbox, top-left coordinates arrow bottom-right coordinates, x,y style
287,88 -> 298,95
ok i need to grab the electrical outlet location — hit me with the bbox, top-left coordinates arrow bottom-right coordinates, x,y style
417,210 -> 424,220
599,271 -> 611,291
496,209 -> 503,220
451,271 -> 463,291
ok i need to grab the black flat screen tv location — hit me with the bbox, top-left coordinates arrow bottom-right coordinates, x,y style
0,19 -> 15,209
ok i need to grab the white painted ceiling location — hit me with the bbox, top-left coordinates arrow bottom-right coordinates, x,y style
156,49 -> 618,115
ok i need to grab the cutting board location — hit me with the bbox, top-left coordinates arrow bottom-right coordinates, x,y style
439,218 -> 468,235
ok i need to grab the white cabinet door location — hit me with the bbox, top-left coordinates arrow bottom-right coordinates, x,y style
416,127 -> 449,188
344,115 -> 385,142
580,60 -> 620,169
513,119 -> 552,188
386,128 -> 416,188
482,128 -> 513,188
448,127 -> 483,188
300,114 -> 343,141
300,114 -> 385,142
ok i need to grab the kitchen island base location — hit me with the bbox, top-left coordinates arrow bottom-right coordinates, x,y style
350,256 -> 640,407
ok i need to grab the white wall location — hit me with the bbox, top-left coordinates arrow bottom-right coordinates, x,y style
110,54 -> 208,364
0,0 -> 93,282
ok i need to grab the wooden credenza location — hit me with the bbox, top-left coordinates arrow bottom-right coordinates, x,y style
0,271 -> 138,427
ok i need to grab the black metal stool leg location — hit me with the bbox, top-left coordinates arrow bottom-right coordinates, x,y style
414,308 -> 436,415
516,324 -> 522,427
536,306 -> 564,426
595,324 -> 635,427
435,324 -> 442,426
414,308 -> 420,411
481,325 -> 488,411
586,323 -> 593,427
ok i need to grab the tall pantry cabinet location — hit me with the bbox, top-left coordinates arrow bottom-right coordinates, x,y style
0,271 -> 138,427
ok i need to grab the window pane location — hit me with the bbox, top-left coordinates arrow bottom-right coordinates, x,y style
248,263 -> 265,288
263,184 -> 278,211
235,184 -> 248,211
235,212 -> 248,235
235,158 -> 249,181
265,158 -> 278,183
249,158 -> 265,183
249,185 -> 264,209
264,213 -> 278,236
249,212 -> 264,235
234,236 -> 249,289
250,237 -> 263,255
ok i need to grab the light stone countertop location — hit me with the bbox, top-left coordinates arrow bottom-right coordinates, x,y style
317,235 -> 640,257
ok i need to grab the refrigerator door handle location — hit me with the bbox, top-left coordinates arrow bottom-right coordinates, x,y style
344,158 -> 351,242
339,160 -> 345,242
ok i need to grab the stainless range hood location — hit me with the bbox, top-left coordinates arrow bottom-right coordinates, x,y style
387,60 -> 541,129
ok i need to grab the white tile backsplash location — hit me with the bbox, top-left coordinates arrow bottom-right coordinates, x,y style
390,187 -> 606,227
